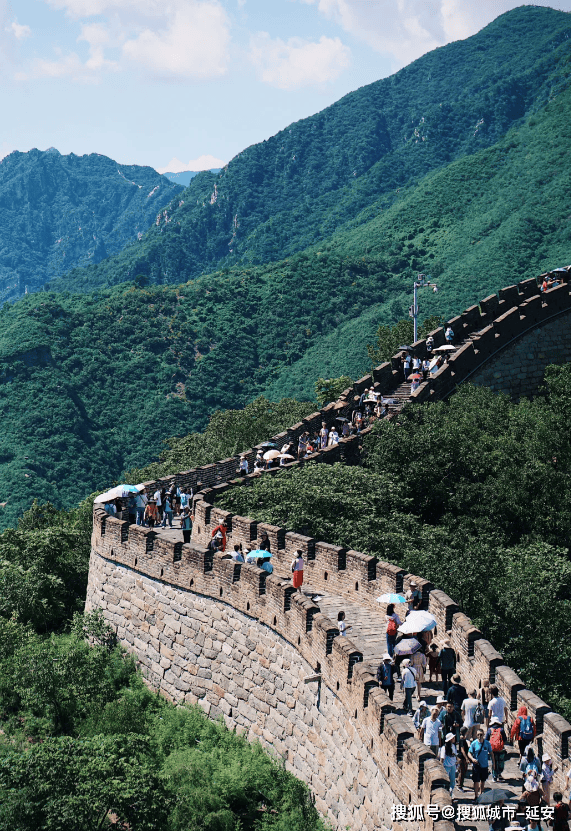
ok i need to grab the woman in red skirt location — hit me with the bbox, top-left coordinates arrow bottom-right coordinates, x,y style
291,550 -> 304,589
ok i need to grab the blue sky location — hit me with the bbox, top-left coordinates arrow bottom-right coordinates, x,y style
1,0 -> 570,173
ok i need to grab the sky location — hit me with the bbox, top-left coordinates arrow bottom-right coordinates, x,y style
1,0 -> 570,173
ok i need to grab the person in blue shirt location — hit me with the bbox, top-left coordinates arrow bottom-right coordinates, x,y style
468,728 -> 493,798
259,557 -> 273,574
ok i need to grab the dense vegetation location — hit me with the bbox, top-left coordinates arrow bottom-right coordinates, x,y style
0,149 -> 182,301
220,367 -> 571,720
0,501 -> 328,831
54,7 -> 571,295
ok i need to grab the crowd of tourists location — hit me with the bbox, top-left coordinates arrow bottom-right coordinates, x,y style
377,594 -> 571,826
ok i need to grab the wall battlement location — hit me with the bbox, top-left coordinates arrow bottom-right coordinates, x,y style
87,272 -> 571,830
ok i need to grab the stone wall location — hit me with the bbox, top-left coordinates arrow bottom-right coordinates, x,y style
87,549 -> 403,831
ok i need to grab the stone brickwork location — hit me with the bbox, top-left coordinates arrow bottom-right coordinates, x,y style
88,272 -> 571,831
87,549 -> 403,831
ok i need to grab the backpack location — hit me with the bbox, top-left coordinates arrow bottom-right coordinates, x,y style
474,703 -> 485,724
387,617 -> 398,636
519,716 -> 534,742
490,727 -> 504,752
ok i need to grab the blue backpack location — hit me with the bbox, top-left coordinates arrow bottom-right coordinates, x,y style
519,716 -> 534,742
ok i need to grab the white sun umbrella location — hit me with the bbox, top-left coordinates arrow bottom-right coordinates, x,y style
398,610 -> 437,634
94,485 -> 129,503
429,357 -> 440,370
263,449 -> 281,460
433,345 -> 456,352
279,453 -> 295,460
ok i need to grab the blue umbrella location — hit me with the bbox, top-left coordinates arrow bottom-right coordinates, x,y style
245,549 -> 274,560
376,593 -> 406,604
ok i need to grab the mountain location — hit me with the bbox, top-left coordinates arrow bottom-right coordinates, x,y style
162,169 -> 222,186
53,5 -> 571,294
0,6 -> 571,525
0,149 -> 183,301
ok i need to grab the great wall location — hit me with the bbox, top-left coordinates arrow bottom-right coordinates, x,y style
86,273 -> 571,831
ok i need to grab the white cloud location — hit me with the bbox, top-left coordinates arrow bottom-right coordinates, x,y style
300,0 -> 571,67
122,1 -> 230,79
249,32 -> 351,90
157,154 -> 226,173
10,21 -> 31,40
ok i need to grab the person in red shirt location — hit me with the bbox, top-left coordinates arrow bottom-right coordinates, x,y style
211,521 -> 227,552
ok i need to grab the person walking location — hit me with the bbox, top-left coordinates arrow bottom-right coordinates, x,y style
401,659 -> 417,715
439,639 -> 457,695
457,726 -> 470,792
461,689 -> 480,741
144,499 -> 158,529
291,550 -> 304,590
385,603 -> 402,657
162,496 -> 174,528
447,674 -> 468,714
413,701 -> 430,734
488,685 -> 508,726
377,654 -> 395,702
541,753 -> 557,804
410,647 -> 426,702
486,717 -> 507,782
468,727 -> 492,799
511,705 -> 536,761
180,507 -> 193,544
338,611 -> 352,636
440,732 -> 458,795
420,706 -> 443,756
135,489 -> 147,526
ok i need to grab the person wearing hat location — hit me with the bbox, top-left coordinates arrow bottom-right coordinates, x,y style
400,658 -> 417,715
439,639 -> 457,695
413,700 -> 430,733
377,654 -> 395,702
291,550 -> 304,591
521,769 -> 544,812
211,520 -> 228,552
238,455 -> 249,476
541,752 -> 557,804
439,731 -> 458,795
486,716 -> 508,781
405,580 -> 422,614
143,498 -> 158,529
180,507 -> 193,544
420,706 -> 443,756
447,674 -> 468,713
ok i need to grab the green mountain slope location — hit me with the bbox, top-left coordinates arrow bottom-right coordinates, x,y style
0,149 -> 182,301
53,5 -> 571,294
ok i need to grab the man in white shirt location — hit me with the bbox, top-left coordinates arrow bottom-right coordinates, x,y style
487,685 -> 507,727
461,690 -> 480,740
420,707 -> 443,755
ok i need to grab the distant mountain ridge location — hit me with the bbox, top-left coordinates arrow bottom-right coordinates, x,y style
55,5 -> 571,293
0,149 -> 183,301
162,169 -> 222,186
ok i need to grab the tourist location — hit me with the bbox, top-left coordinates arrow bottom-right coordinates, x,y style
377,654 -> 396,702
427,642 -> 441,684
162,496 -> 173,528
541,753 -> 557,804
338,611 -> 352,637
480,679 -> 491,727
385,603 -> 402,657
511,705 -> 536,760
520,770 -> 544,812
211,520 -> 228,551
135,488 -> 147,525
238,455 -> 249,476
413,700 -> 430,732
127,494 -> 137,525
420,706 -> 443,755
488,685 -> 508,726
403,353 -> 412,379
445,326 -> 454,343
401,659 -> 417,715
405,580 -> 421,613
258,531 -> 271,552
180,507 -> 192,544
231,544 -> 244,563
328,427 -> 339,446
291,550 -> 304,590
486,716 -> 507,782
439,639 -> 457,695
440,732 -> 458,795
520,746 -> 542,779
552,793 -> 570,831
153,487 -> 162,521
144,499 -> 158,529
447,674 -> 468,713
179,488 -> 190,513
468,727 -> 492,798
319,422 -> 329,449
426,335 -> 434,352
461,689 -> 480,741
104,500 -> 116,516
441,701 -> 462,744
410,646 -> 426,702
259,556 -> 273,574
457,726 -> 470,792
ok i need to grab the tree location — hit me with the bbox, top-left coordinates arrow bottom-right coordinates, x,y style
314,375 -> 353,406
366,315 -> 444,366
